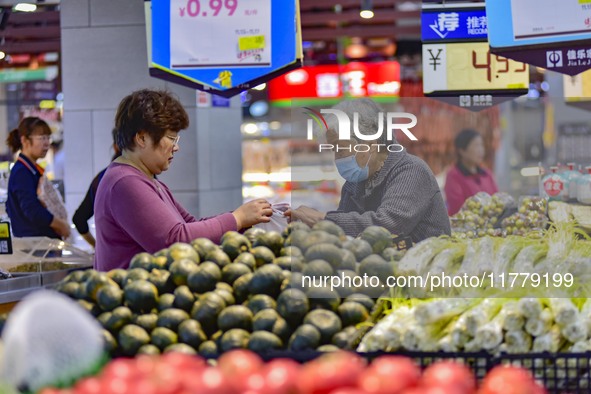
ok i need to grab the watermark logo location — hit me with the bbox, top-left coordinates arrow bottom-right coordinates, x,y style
303,107 -> 418,153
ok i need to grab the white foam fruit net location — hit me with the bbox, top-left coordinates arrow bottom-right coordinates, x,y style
0,290 -> 104,392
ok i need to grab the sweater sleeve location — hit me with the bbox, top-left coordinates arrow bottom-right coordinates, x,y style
12,170 -> 54,227
444,169 -> 466,216
72,172 -> 102,234
110,176 -> 237,252
325,162 -> 437,237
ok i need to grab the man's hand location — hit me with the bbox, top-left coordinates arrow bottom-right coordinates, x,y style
284,206 -> 326,227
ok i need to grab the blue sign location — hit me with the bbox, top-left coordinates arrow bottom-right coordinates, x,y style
421,8 -> 488,42
487,0 -> 591,49
148,0 -> 302,97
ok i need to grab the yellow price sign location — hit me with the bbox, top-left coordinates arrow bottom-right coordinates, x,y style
0,223 -> 9,238
238,35 -> 266,51
423,43 -> 529,94
447,43 -> 528,91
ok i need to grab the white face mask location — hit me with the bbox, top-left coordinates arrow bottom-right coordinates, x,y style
335,152 -> 372,183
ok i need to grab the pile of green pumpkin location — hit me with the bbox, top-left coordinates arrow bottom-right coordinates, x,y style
53,221 -> 405,358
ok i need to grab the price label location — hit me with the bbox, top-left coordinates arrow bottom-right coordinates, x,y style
238,35 -> 266,51
0,222 -> 12,254
423,42 -> 529,94
170,0 -> 272,69
544,177 -> 564,197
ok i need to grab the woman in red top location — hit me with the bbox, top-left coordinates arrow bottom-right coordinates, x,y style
444,129 -> 498,215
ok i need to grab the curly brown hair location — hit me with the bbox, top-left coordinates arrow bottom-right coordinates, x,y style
114,89 -> 189,151
6,117 -> 52,153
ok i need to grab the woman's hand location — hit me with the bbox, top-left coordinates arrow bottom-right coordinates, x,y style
50,217 -> 71,239
233,199 -> 273,230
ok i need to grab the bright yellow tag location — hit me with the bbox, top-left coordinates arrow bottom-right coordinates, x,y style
238,35 -> 266,51
0,223 -> 9,238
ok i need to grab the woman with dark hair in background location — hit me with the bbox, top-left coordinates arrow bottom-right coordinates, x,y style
444,129 -> 499,216
5,117 -> 71,239
94,89 -> 273,271
72,129 -> 122,248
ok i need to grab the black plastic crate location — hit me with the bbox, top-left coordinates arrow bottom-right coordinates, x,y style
257,350 -> 591,394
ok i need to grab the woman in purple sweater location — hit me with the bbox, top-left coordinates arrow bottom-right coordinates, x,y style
94,89 -> 272,271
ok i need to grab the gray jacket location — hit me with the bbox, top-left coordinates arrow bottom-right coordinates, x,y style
325,151 -> 451,242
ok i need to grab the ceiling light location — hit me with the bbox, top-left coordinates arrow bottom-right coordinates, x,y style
252,83 -> 266,91
360,0 -> 374,19
0,52 -> 5,61
13,3 -> 37,12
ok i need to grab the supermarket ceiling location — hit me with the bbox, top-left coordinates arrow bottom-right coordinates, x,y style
0,0 -> 423,66
300,0 -> 421,41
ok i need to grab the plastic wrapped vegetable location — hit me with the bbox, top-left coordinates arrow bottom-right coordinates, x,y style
395,238 -> 450,277
511,243 -> 548,273
414,298 -> 473,325
548,298 -> 579,326
524,307 -> 553,337
532,324 -> 564,353
504,330 -> 532,353
501,301 -> 526,331
518,298 -> 544,320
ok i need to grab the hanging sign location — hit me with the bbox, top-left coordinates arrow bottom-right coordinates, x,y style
564,69 -> 591,111
421,3 -> 528,111
421,6 -> 488,42
487,0 -> 591,76
145,0 -> 303,97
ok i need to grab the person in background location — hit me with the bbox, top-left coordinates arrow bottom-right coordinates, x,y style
286,98 -> 451,243
94,89 -> 273,271
5,117 -> 71,239
444,129 -> 499,216
72,129 -> 121,248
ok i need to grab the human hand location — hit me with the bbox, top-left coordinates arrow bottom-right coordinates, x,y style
284,206 -> 325,227
50,217 -> 71,239
233,199 -> 273,230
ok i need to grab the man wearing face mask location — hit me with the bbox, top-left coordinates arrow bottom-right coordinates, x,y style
286,99 -> 451,243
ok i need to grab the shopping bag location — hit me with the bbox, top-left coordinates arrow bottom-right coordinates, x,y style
253,203 -> 289,232
38,176 -> 68,221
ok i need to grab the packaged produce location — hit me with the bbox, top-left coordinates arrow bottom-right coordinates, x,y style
501,196 -> 548,236
562,163 -> 582,202
450,192 -> 515,238
577,167 -> 591,205
542,166 -> 566,201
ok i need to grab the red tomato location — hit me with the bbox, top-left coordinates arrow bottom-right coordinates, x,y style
160,352 -> 206,372
478,366 -> 537,394
263,359 -> 301,394
330,389 -> 369,394
421,361 -> 476,394
100,358 -> 138,381
358,356 -> 421,394
73,377 -> 102,394
100,377 -> 130,394
298,351 -> 366,394
218,350 -> 264,378
196,366 -> 235,394
125,380 -> 159,394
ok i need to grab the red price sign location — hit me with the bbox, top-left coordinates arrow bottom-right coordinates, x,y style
544,177 -> 564,197
179,0 -> 239,17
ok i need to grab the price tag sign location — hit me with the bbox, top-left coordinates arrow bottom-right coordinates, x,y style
170,0 -> 272,68
148,0 -> 302,97
423,42 -> 529,94
0,222 -> 13,254
487,0 -> 591,76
